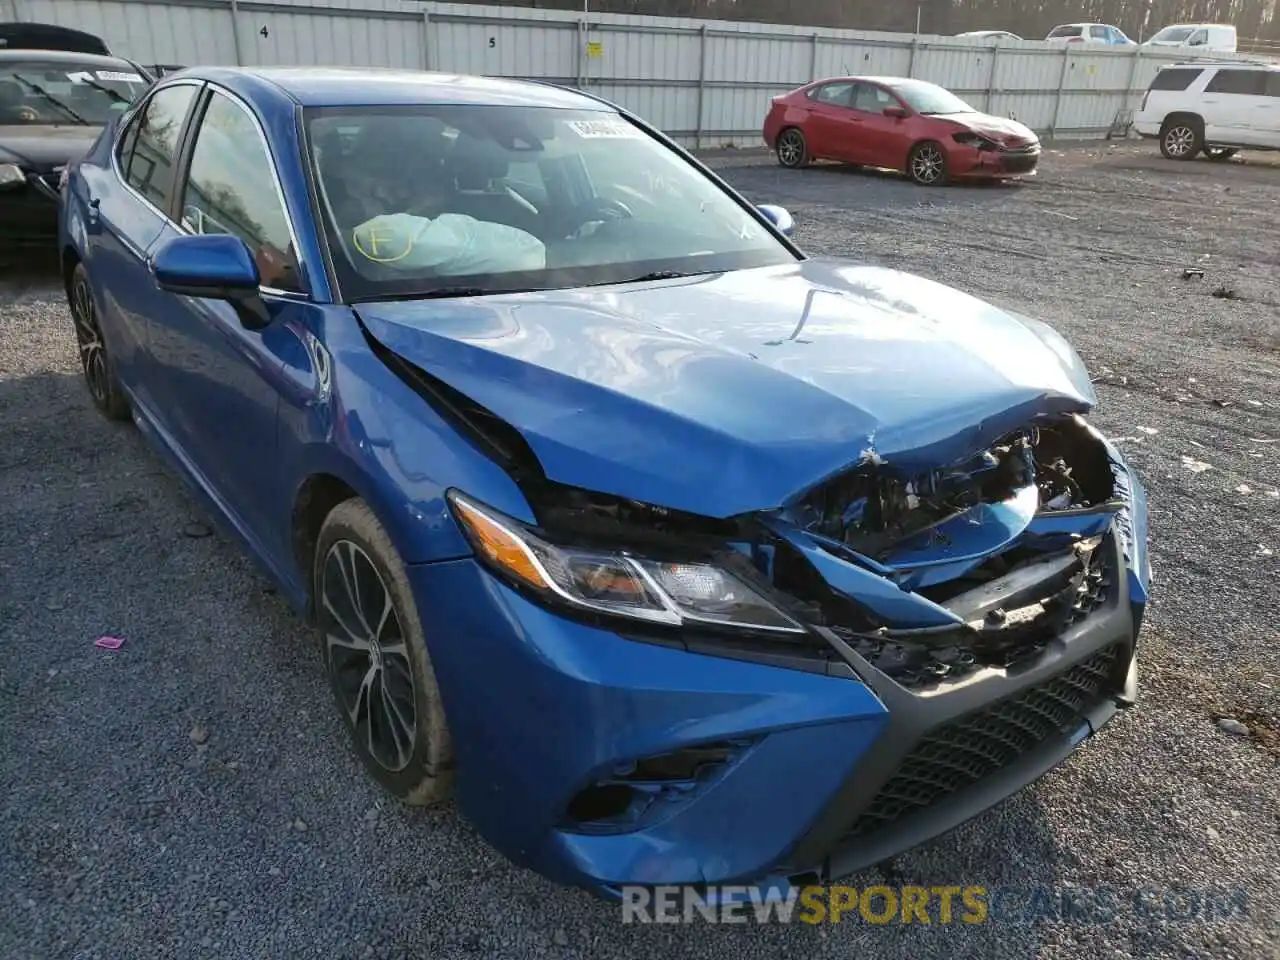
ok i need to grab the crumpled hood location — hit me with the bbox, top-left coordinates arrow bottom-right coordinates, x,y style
356,258 -> 1096,518
938,112 -> 1038,145
0,124 -> 101,170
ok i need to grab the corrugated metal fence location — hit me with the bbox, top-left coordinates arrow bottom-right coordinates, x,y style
4,0 -> 1236,144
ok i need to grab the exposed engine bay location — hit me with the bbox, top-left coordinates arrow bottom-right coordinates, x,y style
791,421 -> 1114,560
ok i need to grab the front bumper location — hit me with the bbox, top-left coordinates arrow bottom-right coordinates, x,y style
0,171 -> 60,246
409,451 -> 1148,894
953,143 -> 1041,179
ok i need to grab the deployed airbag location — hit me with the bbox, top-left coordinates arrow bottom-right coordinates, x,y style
351,213 -> 545,275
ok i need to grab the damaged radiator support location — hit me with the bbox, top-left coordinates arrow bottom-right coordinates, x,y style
764,416 -> 1125,690
791,424 -> 1104,561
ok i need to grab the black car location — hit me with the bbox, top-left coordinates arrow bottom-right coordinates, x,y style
0,48 -> 151,247
0,21 -> 112,55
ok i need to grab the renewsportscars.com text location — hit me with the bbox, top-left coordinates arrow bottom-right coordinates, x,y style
619,884 -> 1251,925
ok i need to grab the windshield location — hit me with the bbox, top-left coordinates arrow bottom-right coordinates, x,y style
1150,27 -> 1195,42
0,60 -> 146,125
885,80 -> 974,115
306,105 -> 796,301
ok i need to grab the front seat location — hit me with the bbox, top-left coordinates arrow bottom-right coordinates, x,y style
444,138 -> 540,235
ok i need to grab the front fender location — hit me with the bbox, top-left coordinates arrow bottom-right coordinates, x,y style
278,305 -> 540,570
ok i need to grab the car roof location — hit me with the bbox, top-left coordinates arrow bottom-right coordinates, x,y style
0,48 -> 136,68
177,66 -> 610,111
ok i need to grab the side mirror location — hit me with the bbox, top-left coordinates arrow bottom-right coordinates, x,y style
756,204 -> 794,237
883,105 -> 908,119
150,233 -> 269,329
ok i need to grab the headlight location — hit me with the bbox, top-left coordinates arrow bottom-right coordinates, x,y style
952,131 -> 998,150
448,491 -> 806,635
0,163 -> 26,187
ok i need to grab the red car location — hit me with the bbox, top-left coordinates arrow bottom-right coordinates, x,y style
763,76 -> 1041,185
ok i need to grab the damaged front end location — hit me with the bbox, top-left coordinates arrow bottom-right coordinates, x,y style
444,410 -> 1149,882
442,381 -> 1147,695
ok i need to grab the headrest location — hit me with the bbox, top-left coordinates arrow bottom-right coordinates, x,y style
446,136 -> 510,190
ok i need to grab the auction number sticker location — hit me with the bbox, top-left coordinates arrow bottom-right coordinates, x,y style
98,70 -> 145,83
566,118 -> 642,139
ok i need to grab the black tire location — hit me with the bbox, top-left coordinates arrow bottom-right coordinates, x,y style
775,127 -> 809,168
314,498 -> 453,805
1203,146 -> 1237,161
1159,118 -> 1203,160
907,140 -> 948,186
68,262 -> 130,421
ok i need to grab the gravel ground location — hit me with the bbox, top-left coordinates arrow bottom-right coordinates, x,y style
2,141 -> 1278,960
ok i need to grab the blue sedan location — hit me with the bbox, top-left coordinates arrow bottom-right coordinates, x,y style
58,66 -> 1150,895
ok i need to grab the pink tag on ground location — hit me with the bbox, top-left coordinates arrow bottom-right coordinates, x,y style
94,636 -> 125,650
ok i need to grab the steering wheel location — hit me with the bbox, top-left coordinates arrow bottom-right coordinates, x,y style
565,195 -> 633,233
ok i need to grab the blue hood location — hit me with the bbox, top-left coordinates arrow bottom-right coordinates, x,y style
356,258 -> 1097,518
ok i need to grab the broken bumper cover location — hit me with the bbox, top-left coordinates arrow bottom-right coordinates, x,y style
953,143 -> 1041,179
407,443 -> 1147,894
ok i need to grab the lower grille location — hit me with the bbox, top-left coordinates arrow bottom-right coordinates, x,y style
842,643 -> 1123,839
1001,152 -> 1039,173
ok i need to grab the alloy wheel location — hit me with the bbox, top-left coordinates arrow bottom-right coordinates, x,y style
1163,126 -> 1195,158
910,144 -> 945,184
70,276 -> 109,405
321,540 -> 418,773
777,130 -> 805,167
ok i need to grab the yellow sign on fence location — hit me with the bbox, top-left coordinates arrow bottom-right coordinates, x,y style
586,41 -> 603,58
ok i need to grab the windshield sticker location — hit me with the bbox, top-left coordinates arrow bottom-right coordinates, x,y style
65,71 -> 94,84
565,118 -> 643,140
96,70 -> 144,83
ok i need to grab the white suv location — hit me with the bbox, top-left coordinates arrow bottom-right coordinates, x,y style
1134,62 -> 1280,159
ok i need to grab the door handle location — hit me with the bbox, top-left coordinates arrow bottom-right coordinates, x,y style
86,196 -> 101,233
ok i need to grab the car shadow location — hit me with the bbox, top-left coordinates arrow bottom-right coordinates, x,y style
0,248 -> 62,297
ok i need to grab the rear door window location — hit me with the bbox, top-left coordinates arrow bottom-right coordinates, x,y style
1049,26 -> 1082,38
1089,25 -> 1109,40
809,82 -> 855,107
1205,70 -> 1267,96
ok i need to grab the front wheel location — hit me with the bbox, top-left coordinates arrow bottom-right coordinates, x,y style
907,141 -> 948,186
775,128 -> 809,168
315,498 -> 453,805
1203,146 -> 1237,161
68,262 -> 130,421
1159,120 -> 1202,160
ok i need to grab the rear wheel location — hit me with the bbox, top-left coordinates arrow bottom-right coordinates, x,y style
907,141 -> 948,186
775,128 -> 809,168
1159,119 -> 1202,160
1203,146 -> 1237,161
68,262 -> 130,421
315,499 -> 453,805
